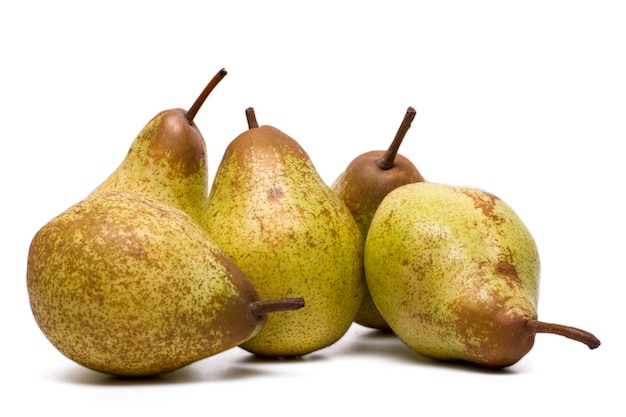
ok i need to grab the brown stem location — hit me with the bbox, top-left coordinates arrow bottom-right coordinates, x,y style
245,107 -> 259,129
249,297 -> 305,318
186,68 -> 228,124
526,319 -> 601,349
376,107 -> 417,170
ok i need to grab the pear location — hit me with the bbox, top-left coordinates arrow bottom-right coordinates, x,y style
332,107 -> 424,330
202,108 -> 365,357
332,107 -> 424,236
364,182 -> 600,368
27,191 -> 304,377
88,68 -> 227,224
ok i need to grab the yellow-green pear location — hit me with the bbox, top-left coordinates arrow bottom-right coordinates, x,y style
331,107 -> 424,330
202,108 -> 365,357
27,191 -> 303,377
88,69 -> 227,224
364,182 -> 600,368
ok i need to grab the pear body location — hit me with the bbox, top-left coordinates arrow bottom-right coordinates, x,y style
202,125 -> 365,357
27,191 -> 264,376
88,109 -> 208,223
332,150 -> 424,330
364,182 -> 540,368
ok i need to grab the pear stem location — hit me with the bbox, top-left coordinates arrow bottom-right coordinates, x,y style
526,319 -> 601,349
376,107 -> 417,170
186,68 -> 228,124
245,107 -> 259,129
249,297 -> 305,318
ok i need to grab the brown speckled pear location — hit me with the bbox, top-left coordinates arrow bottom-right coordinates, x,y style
331,107 -> 424,331
88,69 -> 227,224
364,182 -> 600,368
201,108 -> 365,357
27,191 -> 303,377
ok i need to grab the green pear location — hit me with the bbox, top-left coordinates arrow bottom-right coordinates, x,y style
27,191 -> 303,377
88,69 -> 227,224
202,108 -> 365,357
331,107 -> 424,330
364,182 -> 600,368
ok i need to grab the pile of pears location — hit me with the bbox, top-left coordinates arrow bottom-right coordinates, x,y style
27,69 -> 600,377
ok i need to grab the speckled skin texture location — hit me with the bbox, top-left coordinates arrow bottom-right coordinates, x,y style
331,150 -> 424,330
364,183 -> 540,368
27,191 -> 264,377
88,109 -> 209,224
202,125 -> 365,357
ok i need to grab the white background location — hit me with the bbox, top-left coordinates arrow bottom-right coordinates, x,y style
2,1 -> 624,415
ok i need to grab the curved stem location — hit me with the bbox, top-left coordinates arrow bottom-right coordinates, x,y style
526,319 -> 601,349
249,297 -> 305,318
376,106 -> 417,170
245,107 -> 259,129
186,68 -> 228,123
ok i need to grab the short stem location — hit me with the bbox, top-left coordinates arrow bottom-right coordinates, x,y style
245,107 -> 259,129
186,68 -> 228,123
376,106 -> 417,170
249,297 -> 305,318
526,319 -> 601,349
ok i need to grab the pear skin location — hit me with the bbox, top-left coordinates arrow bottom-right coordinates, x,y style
331,107 -> 424,330
202,108 -> 365,357
364,182 -> 600,368
88,69 -> 227,223
27,191 -> 303,377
